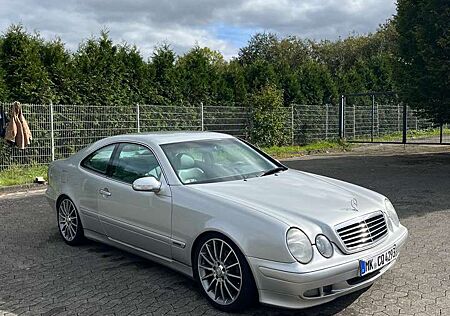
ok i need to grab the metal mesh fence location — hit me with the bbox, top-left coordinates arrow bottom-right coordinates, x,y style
203,105 -> 249,138
293,104 -> 339,144
0,103 -> 52,167
53,104 -> 138,159
139,104 -> 201,132
343,94 -> 443,143
1,100 -> 448,170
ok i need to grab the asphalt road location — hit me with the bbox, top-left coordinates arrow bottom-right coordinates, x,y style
0,152 -> 449,316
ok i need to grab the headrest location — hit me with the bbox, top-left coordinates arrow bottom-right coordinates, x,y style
178,153 -> 195,169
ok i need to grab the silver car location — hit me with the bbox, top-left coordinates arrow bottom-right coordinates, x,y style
46,132 -> 408,312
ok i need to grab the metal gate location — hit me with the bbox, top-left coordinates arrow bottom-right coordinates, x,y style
339,92 -> 450,145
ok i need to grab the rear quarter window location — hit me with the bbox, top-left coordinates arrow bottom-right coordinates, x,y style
80,144 -> 116,174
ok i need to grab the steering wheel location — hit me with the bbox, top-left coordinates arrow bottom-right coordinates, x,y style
230,161 -> 247,173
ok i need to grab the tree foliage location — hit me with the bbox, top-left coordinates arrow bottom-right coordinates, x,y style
1,17 -> 446,145
394,0 -> 450,123
0,25 -> 52,103
247,84 -> 288,147
0,24 -> 399,110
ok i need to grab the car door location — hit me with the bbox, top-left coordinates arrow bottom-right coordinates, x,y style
78,143 -> 117,233
97,142 -> 172,259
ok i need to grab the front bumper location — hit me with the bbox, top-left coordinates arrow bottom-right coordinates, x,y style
248,225 -> 408,309
45,186 -> 57,212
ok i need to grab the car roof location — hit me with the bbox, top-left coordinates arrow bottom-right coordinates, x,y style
103,131 -> 235,146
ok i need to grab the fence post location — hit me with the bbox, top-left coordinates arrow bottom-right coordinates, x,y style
371,95 -> 375,142
50,101 -> 55,162
339,95 -> 345,139
376,101 -> 379,136
291,104 -> 294,145
440,123 -> 443,144
201,102 -> 204,131
325,104 -> 329,140
353,103 -> 356,138
402,104 -> 407,144
136,104 -> 140,133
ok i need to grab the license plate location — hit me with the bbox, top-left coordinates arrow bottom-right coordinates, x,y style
359,244 -> 397,276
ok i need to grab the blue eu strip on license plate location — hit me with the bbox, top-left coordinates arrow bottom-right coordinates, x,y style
359,260 -> 367,275
359,244 -> 397,276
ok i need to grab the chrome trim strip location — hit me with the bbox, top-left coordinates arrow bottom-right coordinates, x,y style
171,240 -> 186,249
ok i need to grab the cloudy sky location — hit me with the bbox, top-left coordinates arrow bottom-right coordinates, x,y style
0,0 -> 396,59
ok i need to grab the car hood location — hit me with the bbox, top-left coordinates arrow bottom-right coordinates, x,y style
189,169 -> 385,234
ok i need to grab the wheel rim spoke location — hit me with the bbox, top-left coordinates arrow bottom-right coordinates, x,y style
213,240 -> 219,261
200,253 -> 214,267
227,273 -> 241,280
220,282 -> 225,303
227,262 -> 239,269
206,278 -> 216,292
201,272 -> 214,280
223,280 -> 234,301
214,281 -> 219,300
223,249 -> 232,263
225,278 -> 239,292
199,265 -> 214,271
219,241 -> 224,261
205,244 -> 215,263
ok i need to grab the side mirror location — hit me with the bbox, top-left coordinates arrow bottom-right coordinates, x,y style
132,176 -> 161,193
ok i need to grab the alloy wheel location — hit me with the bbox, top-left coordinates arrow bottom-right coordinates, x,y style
197,238 -> 242,305
58,199 -> 78,242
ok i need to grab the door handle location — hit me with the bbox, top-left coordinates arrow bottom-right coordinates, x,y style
99,188 -> 111,197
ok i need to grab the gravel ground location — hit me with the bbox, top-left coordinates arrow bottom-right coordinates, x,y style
0,151 -> 449,316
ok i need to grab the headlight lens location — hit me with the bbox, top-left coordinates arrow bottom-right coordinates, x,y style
315,234 -> 334,258
385,198 -> 400,227
286,228 -> 313,264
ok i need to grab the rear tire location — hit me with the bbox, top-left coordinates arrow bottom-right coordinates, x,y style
57,197 -> 85,246
193,233 -> 257,312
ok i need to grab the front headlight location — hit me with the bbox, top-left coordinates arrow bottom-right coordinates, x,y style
286,228 -> 313,264
385,198 -> 400,227
315,234 -> 334,258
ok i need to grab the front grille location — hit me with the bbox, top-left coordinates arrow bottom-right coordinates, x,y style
336,212 -> 388,251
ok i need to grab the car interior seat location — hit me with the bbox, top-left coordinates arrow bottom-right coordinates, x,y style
174,153 -> 205,183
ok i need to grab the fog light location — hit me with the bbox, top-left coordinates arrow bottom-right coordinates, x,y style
316,234 -> 334,258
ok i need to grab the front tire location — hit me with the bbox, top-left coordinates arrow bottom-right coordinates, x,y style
193,233 -> 257,312
57,197 -> 85,245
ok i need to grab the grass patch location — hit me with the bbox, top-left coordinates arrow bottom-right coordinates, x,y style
353,128 -> 450,142
263,140 -> 351,159
0,165 -> 48,187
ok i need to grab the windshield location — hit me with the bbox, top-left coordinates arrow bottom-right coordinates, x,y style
161,138 -> 280,184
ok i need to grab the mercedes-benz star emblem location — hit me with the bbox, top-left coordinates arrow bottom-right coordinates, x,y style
350,198 -> 358,211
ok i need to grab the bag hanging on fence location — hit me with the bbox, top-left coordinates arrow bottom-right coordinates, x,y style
4,101 -> 32,149
0,104 -> 8,138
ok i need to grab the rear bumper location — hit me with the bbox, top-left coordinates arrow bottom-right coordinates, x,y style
248,225 -> 408,309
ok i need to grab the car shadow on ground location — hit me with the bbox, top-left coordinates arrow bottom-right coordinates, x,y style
80,239 -> 369,316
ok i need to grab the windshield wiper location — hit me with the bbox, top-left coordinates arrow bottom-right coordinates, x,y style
260,166 -> 286,177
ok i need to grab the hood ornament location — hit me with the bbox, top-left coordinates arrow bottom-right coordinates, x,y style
350,198 -> 359,211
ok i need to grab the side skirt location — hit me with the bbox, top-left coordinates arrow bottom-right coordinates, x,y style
84,229 -> 194,279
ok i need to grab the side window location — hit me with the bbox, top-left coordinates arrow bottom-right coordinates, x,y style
81,144 -> 116,174
111,143 -> 161,184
